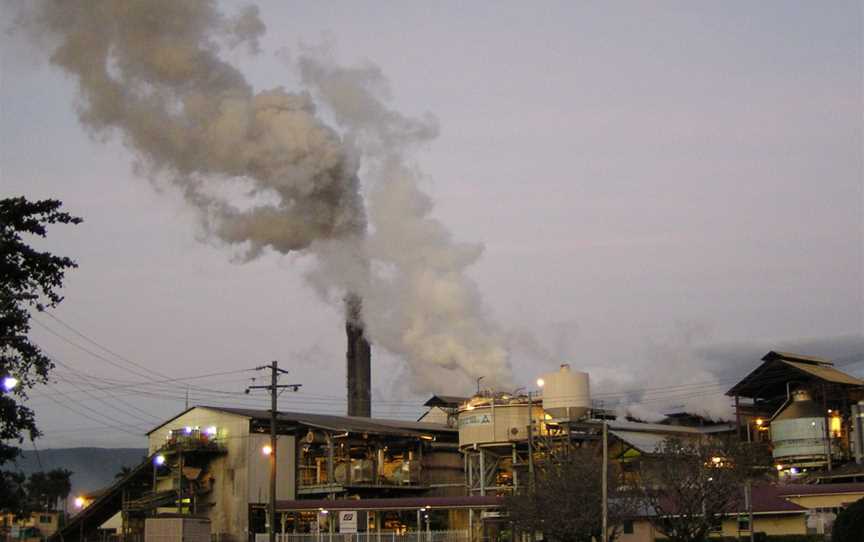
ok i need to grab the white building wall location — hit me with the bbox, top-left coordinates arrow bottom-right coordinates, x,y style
147,407 -> 294,542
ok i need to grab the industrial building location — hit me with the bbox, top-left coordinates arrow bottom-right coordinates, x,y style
727,351 -> 864,480
50,350 -> 864,542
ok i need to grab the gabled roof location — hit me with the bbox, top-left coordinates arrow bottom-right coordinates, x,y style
750,486 -> 808,513
726,351 -> 864,399
147,405 -> 455,437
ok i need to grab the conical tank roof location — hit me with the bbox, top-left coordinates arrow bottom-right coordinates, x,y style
774,390 -> 824,421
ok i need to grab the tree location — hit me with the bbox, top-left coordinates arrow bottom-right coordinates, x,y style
1,197 -> 81,511
832,496 -> 864,542
0,471 -> 28,517
25,469 -> 72,511
506,446 -> 635,542
634,437 -> 768,542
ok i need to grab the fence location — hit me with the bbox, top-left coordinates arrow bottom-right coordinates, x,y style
254,530 -> 470,542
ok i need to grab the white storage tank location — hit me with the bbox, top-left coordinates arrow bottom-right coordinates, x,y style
457,397 -> 536,449
539,364 -> 590,420
770,389 -> 830,462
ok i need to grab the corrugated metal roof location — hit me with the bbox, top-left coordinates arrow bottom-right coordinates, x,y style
608,419 -> 734,435
726,351 -> 864,398
782,360 -> 864,387
423,395 -> 469,408
147,406 -> 456,437
763,351 -> 831,365
609,430 -> 669,453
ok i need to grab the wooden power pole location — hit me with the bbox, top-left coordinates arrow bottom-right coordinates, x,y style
248,361 -> 301,542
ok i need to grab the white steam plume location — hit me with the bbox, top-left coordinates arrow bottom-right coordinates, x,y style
298,53 -> 512,394
17,0 -> 511,394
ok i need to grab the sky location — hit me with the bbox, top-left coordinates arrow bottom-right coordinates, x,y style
1,0 -> 862,449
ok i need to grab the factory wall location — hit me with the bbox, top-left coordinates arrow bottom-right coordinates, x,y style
148,408 -> 294,542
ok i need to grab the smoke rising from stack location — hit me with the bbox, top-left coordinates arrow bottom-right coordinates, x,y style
17,0 -> 511,395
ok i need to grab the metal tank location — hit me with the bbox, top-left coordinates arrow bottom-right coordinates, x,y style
539,364 -> 591,420
770,389 -> 830,462
457,395 -> 537,449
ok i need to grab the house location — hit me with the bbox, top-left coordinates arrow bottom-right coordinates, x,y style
619,483 -> 864,541
1,510 -> 63,541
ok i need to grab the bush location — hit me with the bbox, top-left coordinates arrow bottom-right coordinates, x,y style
832,496 -> 864,542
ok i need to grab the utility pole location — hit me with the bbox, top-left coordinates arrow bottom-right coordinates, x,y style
247,361 -> 302,542
601,419 -> 608,542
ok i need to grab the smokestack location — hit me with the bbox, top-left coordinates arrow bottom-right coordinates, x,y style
346,294 -> 371,417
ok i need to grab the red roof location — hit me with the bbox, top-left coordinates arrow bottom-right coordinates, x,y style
275,496 -> 503,512
750,486 -> 807,513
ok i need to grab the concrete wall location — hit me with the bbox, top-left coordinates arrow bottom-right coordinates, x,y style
721,514 -> 807,536
628,514 -> 807,541
246,432 -> 295,503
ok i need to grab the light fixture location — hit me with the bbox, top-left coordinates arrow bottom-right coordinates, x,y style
154,454 -> 166,466
536,378 -> 545,388
184,426 -> 193,434
74,497 -> 85,508
755,418 -> 763,426
262,445 -> 273,456
205,426 -> 217,437
775,464 -> 783,471
2,376 -> 18,392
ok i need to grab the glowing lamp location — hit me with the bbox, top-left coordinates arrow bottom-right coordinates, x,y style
2,376 -> 18,392
74,497 -> 85,508
536,378 -> 545,388
262,445 -> 273,456
830,416 -> 842,435
775,464 -> 783,471
205,426 -> 217,437
183,426 -> 193,434
755,418 -> 763,426
154,454 -> 166,466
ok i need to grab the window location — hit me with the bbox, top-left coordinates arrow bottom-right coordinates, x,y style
737,515 -> 751,531
622,520 -> 634,534
39,516 -> 52,524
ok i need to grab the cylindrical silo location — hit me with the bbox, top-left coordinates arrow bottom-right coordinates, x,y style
770,389 -> 831,462
540,364 -> 590,420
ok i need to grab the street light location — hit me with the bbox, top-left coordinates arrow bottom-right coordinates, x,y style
2,376 -> 18,392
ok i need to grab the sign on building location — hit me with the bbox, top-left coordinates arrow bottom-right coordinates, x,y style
339,511 -> 358,534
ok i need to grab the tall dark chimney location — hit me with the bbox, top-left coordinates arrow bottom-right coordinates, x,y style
346,293 -> 371,417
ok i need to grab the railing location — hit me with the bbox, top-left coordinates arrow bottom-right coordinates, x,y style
255,530 -> 469,542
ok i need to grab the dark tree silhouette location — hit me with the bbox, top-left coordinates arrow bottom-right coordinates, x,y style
832,496 -> 864,542
1,197 -> 81,514
634,437 -> 768,542
506,446 -> 635,542
26,469 -> 73,511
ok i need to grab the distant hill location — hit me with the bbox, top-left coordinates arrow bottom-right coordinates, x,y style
7,448 -> 148,498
